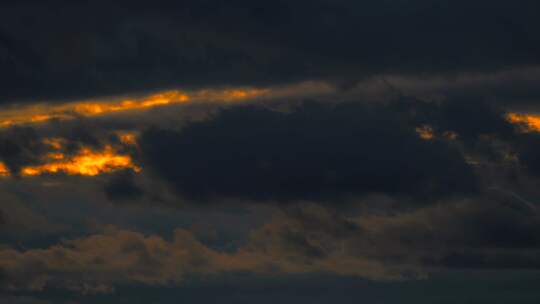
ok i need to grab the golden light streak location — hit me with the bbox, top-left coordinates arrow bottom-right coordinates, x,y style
0,88 -> 270,128
507,113 -> 540,132
21,146 -> 140,177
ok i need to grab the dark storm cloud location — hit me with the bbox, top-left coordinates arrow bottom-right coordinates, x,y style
0,0 -> 539,103
139,102 -> 477,202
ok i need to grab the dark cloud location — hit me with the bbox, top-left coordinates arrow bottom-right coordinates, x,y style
0,296 -> 52,304
346,67 -> 540,109
0,127 -> 47,173
426,100 -> 514,142
139,102 -> 477,202
104,171 -> 144,201
399,97 -> 540,179
387,96 -> 540,174
0,190 -> 66,242
0,0 -> 539,103
3,196 -> 538,295
386,96 -> 515,139
514,133 -> 540,177
3,1 -> 540,301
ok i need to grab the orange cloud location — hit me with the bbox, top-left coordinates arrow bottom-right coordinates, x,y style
507,113 -> 540,132
116,131 -> 138,146
0,88 -> 270,128
42,137 -> 66,150
21,145 -> 140,177
0,162 -> 10,177
415,125 -> 434,140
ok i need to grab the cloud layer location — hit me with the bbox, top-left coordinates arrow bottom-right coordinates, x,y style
1,1 -> 539,103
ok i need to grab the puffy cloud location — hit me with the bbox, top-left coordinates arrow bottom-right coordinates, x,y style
2,195 -> 539,294
0,225 -> 401,294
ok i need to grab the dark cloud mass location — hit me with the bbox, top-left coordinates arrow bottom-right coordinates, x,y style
140,102 -> 477,202
0,0 -> 539,103
3,1 -> 540,303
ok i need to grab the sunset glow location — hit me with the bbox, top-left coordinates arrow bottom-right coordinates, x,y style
415,125 -> 434,140
0,162 -> 10,177
20,146 -> 140,177
118,132 -> 138,145
507,113 -> 540,132
0,88 -> 270,128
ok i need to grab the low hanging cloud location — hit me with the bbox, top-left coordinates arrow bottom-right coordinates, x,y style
2,195 -> 539,294
0,225 -> 403,294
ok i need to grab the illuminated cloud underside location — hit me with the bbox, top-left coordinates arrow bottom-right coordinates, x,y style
21,146 -> 140,177
0,145 -> 139,177
415,125 -> 434,140
507,113 -> 540,132
0,88 -> 269,128
0,162 -> 9,177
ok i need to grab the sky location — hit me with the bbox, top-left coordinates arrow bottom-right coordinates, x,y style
1,1 -> 540,303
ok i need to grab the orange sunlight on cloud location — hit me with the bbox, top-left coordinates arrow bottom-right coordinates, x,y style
0,162 -> 10,177
0,137 -> 140,178
415,125 -> 434,140
0,88 -> 270,128
117,132 -> 138,146
507,113 -> 540,132
20,145 -> 140,177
